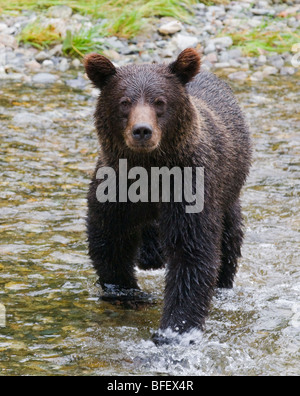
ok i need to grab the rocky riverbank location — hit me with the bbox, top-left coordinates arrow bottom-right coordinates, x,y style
0,0 -> 299,88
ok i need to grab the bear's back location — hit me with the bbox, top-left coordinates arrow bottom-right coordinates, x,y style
187,70 -> 247,137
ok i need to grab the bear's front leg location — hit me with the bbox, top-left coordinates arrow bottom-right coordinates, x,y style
158,206 -> 222,337
87,197 -> 141,299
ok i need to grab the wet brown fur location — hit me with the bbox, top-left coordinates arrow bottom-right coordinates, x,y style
84,49 -> 252,341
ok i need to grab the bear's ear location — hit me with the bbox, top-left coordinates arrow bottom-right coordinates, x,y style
84,53 -> 116,89
169,48 -> 201,85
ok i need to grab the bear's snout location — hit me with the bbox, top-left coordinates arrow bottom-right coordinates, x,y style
124,103 -> 162,152
132,123 -> 153,142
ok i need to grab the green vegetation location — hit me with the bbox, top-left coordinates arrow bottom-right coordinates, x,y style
62,27 -> 106,57
11,0 -> 203,56
17,20 -> 62,49
1,0 -> 197,37
1,1 -> 299,58
226,21 -> 300,56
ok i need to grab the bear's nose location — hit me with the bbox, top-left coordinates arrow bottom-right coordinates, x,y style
132,123 -> 153,141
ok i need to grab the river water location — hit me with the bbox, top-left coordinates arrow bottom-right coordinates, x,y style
0,73 -> 299,376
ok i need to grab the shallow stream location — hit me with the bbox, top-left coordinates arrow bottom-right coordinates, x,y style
0,74 -> 299,375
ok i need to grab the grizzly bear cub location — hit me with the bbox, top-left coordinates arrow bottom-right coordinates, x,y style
84,48 -> 251,342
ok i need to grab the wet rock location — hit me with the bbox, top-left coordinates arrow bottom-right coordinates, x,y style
173,34 -> 198,51
262,65 -> 278,76
102,49 -> 121,61
0,68 -> 25,81
214,62 -> 231,69
47,5 -> 73,19
42,59 -> 54,70
32,72 -> 58,84
251,8 -> 276,16
0,33 -> 18,49
250,71 -> 264,81
155,40 -> 167,48
35,51 -> 50,62
0,23 -> 8,33
228,71 -> 248,81
71,58 -> 81,69
158,20 -> 183,35
257,55 -> 267,65
207,36 -> 233,50
227,48 -> 243,59
280,67 -> 295,76
205,52 -> 218,64
65,76 -> 88,90
268,55 -> 284,69
58,58 -> 69,72
48,44 -> 63,57
105,36 -> 125,51
204,42 -> 216,54
218,51 -> 229,63
25,60 -> 41,72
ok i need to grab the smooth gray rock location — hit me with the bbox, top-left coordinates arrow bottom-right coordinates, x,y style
32,72 -> 58,84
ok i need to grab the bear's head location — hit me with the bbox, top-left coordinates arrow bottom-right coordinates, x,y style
84,48 -> 201,154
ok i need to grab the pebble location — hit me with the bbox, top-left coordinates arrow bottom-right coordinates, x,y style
102,49 -> 121,61
250,71 -> 264,81
227,48 -> 243,59
228,71 -> 248,81
158,20 -> 183,35
207,36 -> 233,49
0,33 -> 18,49
204,42 -> 216,55
58,58 -> 69,72
214,62 -> 231,69
173,34 -> 198,51
205,52 -> 218,64
42,59 -> 54,70
71,58 -> 81,69
262,66 -> 278,76
32,72 -> 58,84
0,23 -> 8,33
25,60 -> 41,72
251,8 -> 276,16
280,67 -> 295,76
48,44 -> 63,57
257,55 -> 267,65
268,55 -> 284,69
65,75 -> 87,90
35,51 -> 50,62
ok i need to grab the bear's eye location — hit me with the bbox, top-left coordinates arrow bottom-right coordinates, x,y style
154,97 -> 166,116
119,97 -> 132,116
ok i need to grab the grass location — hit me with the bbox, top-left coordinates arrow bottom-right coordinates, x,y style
2,1 -> 299,58
8,0 -> 201,54
12,0 -> 203,56
226,21 -> 300,56
62,26 -> 106,57
17,19 -> 62,49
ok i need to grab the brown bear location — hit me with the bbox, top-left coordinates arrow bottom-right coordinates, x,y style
84,48 -> 251,343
